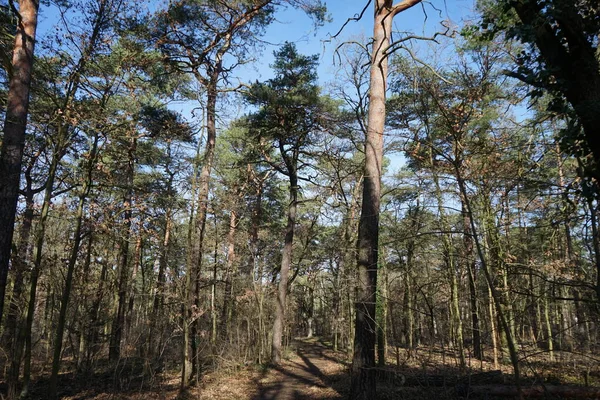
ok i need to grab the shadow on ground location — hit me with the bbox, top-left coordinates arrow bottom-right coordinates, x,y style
8,358 -> 178,400
2,339 -> 596,399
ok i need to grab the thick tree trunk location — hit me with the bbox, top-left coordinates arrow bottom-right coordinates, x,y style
350,2 -> 389,396
0,0 -> 39,327
376,259 -> 387,366
350,2 -> 420,398
181,139 -> 203,388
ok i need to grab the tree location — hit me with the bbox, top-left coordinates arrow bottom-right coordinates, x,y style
244,42 -> 334,364
477,1 -> 600,186
0,0 -> 39,326
147,0 -> 325,382
349,1 -> 421,398
475,0 -> 600,306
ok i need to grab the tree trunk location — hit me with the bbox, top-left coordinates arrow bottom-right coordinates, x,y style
0,0 -> 39,327
432,169 -> 465,366
221,209 -> 237,340
271,171 -> 298,364
189,66 -> 219,384
376,258 -> 387,366
5,182 -> 35,399
461,200 -> 483,361
350,1 -> 389,396
455,173 -> 522,390
109,135 -> 136,362
77,232 -> 94,371
20,153 -> 60,397
49,136 -> 97,398
350,2 -> 421,398
148,210 -> 171,359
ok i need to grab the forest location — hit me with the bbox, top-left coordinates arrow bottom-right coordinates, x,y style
0,0 -> 599,399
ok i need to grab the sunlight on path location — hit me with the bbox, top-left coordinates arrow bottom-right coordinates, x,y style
251,339 -> 347,400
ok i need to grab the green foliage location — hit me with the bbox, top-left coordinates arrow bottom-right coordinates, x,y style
245,42 -> 322,151
472,0 -> 600,193
0,2 -> 16,80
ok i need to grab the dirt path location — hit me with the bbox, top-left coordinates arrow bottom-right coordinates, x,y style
40,339 -> 349,400
249,339 -> 347,400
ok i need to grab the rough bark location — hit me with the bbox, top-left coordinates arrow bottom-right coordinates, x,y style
350,2 -> 421,398
0,0 -> 39,327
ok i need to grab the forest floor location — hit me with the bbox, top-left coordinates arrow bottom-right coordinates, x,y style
7,338 -> 600,399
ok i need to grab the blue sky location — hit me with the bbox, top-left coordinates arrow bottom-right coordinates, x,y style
35,0 -> 478,92
243,0 -> 478,175
34,0 -> 479,174
243,0 -> 477,84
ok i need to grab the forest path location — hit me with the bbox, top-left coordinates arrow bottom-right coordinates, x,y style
249,338 -> 347,400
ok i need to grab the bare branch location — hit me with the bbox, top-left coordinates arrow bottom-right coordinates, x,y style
390,0 -> 422,18
327,0 -> 372,41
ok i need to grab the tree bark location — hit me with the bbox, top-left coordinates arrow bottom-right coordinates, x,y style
0,0 -> 39,327
6,171 -> 37,399
350,2 -> 421,398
